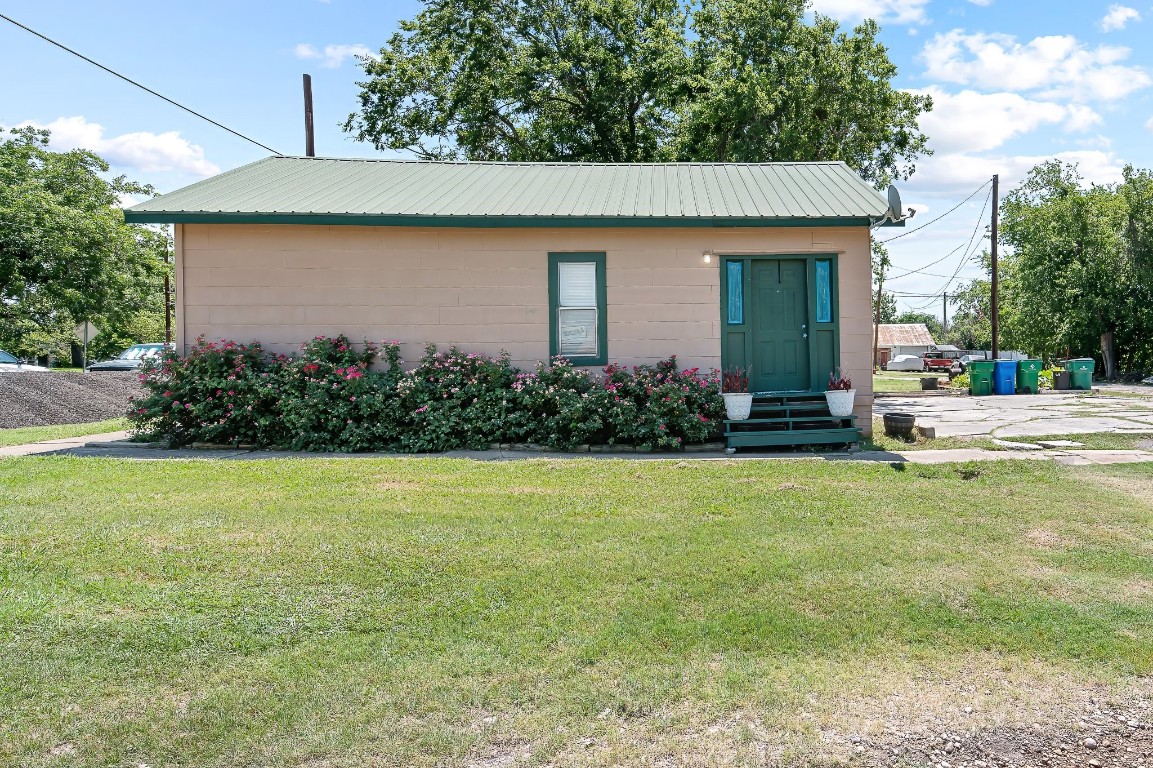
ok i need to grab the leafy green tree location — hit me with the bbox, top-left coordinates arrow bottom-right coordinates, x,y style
893,311 -> 943,343
1000,161 -> 1133,377
344,0 -> 931,184
874,291 -> 897,324
0,127 -> 170,362
678,4 -> 930,183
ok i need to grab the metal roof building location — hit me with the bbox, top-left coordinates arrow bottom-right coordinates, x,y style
125,157 -> 893,227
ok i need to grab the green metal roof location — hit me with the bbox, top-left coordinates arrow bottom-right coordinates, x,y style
124,156 -> 893,228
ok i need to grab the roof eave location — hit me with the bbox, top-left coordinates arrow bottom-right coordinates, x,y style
122,210 -> 884,228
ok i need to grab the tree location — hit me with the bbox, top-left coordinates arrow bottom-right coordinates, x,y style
874,291 -> 897,324
0,127 -> 170,361
999,161 -> 1134,377
893,311 -> 943,343
344,0 -> 931,184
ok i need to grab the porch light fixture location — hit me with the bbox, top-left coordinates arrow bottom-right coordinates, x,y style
703,251 -> 714,264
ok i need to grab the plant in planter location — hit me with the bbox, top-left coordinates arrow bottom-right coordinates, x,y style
825,368 -> 856,418
720,367 -> 753,420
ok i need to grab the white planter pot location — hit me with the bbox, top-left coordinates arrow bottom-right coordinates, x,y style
722,392 -> 754,420
825,388 -> 856,418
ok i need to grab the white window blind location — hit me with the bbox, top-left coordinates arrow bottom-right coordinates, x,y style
557,262 -> 597,307
556,262 -> 599,357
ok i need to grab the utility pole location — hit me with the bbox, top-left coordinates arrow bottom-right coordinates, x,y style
942,293 -> 948,330
872,273 -> 885,372
990,174 -> 1000,360
303,73 -> 316,157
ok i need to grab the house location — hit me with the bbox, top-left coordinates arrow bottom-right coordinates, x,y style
875,323 -> 935,366
125,157 -> 898,439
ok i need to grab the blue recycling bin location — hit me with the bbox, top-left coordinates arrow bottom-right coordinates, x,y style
993,360 -> 1017,395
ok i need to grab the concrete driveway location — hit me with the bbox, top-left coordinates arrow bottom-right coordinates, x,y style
873,388 -> 1153,438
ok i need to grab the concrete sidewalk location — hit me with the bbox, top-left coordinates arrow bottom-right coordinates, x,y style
3,433 -> 1152,465
0,431 -> 131,458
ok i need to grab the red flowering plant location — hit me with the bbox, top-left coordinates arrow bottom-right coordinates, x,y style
279,335 -> 404,451
506,356 -> 607,449
828,368 -> 853,391
395,344 -> 520,452
129,337 -> 288,447
721,367 -> 749,393
600,357 -> 724,449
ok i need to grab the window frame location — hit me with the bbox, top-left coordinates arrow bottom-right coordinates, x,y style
548,252 -> 608,366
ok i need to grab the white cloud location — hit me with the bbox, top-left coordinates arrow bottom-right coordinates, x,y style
809,0 -> 929,25
13,116 -> 218,177
294,43 -> 375,68
913,88 -> 1101,154
966,0 -> 993,5
902,149 -> 1125,198
1100,4 -> 1141,31
921,30 -> 1151,101
1146,116 -> 1153,132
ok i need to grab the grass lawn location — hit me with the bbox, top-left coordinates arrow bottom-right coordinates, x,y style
2,457 -> 1152,767
0,418 -> 128,448
872,370 -> 951,393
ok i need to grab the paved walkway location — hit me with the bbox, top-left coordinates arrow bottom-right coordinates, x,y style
3,432 -> 1151,465
873,390 -> 1153,438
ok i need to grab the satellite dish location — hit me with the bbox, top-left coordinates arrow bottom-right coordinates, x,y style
886,184 -> 903,222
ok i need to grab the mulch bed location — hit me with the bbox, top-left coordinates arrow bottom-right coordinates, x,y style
0,372 -> 143,429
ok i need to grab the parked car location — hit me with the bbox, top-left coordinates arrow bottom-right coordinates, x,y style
956,354 -> 988,371
885,354 -> 925,372
0,349 -> 49,372
87,343 -> 169,371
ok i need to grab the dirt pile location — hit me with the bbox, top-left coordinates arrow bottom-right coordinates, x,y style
0,372 -> 143,428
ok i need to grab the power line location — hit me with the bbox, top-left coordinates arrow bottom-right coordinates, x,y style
878,179 -> 992,244
0,12 -> 282,155
886,186 -> 993,282
908,191 -> 991,311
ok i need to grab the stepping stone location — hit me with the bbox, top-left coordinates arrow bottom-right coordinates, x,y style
992,439 -> 1045,451
1036,440 -> 1085,449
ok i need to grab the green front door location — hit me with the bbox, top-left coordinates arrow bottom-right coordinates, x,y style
751,259 -> 809,392
721,255 -> 839,394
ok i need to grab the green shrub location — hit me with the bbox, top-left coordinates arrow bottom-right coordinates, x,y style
950,372 -> 970,390
130,338 -> 724,452
279,337 -> 404,452
132,337 -> 287,447
396,346 -> 521,452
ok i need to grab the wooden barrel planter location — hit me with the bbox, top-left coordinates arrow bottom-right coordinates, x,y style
883,412 -> 917,440
920,377 -> 939,390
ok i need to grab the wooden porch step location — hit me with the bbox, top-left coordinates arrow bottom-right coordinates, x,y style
725,415 -> 855,428
726,427 -> 861,449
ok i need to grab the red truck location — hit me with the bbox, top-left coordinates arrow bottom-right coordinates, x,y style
922,346 -> 962,373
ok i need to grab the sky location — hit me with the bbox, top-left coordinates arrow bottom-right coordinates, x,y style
3,0 -> 1152,319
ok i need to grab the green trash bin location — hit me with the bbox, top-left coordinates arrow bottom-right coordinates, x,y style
1016,359 -> 1043,394
969,360 -> 995,396
1067,358 -> 1095,390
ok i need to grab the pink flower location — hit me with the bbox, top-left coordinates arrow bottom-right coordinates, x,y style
415,405 -> 429,414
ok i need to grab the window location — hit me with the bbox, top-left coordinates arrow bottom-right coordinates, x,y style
549,252 -> 607,365
815,259 -> 832,323
726,260 -> 744,324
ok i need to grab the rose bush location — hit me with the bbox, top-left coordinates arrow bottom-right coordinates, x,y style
129,336 -> 723,452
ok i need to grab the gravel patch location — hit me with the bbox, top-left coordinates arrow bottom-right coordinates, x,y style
856,696 -> 1153,768
0,372 -> 143,428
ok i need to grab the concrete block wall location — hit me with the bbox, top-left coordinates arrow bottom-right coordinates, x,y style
175,222 -> 874,435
